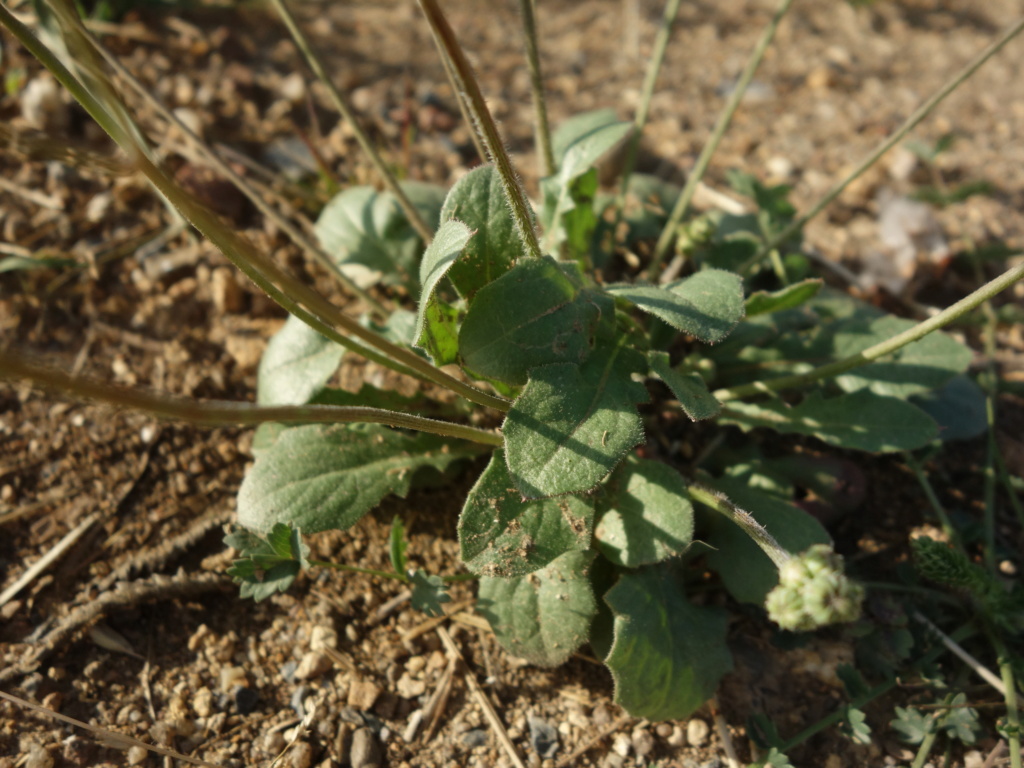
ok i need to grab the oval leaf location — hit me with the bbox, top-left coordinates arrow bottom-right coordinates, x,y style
477,550 -> 597,667
439,165 -> 522,300
503,345 -> 648,498
605,563 -> 732,720
606,269 -> 744,344
460,452 -> 594,577
648,351 -> 720,421
237,424 -> 478,534
257,314 -> 345,406
595,456 -> 694,568
414,219 -> 473,365
720,390 -> 938,452
459,256 -> 600,386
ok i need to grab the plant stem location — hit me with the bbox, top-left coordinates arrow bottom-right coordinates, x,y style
992,633 -> 1023,768
416,0 -> 543,262
87,32 -> 388,317
909,696 -> 948,768
0,4 -> 509,413
903,452 -> 958,544
646,0 -> 796,279
268,0 -> 434,244
617,0 -> 682,196
738,15 -> 1024,276
309,560 -> 408,581
687,483 -> 790,568
0,349 -> 504,447
518,0 -> 555,178
434,39 -> 489,163
714,256 -> 1024,402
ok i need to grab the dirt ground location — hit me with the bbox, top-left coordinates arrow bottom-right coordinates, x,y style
2,0 -> 1024,766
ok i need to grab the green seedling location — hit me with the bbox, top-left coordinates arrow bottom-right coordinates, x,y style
3,0 -> 1024,740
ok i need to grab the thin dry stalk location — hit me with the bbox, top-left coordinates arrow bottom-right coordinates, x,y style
0,514 -> 97,608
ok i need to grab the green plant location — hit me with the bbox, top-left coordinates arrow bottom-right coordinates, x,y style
3,0 -> 1023,742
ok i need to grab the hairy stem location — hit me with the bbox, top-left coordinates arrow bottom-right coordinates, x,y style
617,0 -> 682,198
647,0 -> 796,279
715,256 -> 1024,402
518,0 -> 555,178
417,0 -> 543,261
0,349 -> 504,446
0,4 -> 509,412
269,0 -> 434,243
688,483 -> 790,568
738,14 -> 1024,275
992,634 -> 1023,768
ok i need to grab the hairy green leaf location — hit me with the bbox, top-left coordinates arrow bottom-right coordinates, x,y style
439,165 -> 522,300
831,315 -> 972,398
745,279 -> 823,317
414,219 -> 473,365
541,119 -> 631,254
458,256 -> 600,385
477,550 -> 597,667
410,570 -> 451,617
550,108 -> 622,166
459,452 -> 594,577
605,563 -> 732,720
315,182 -> 444,290
721,390 -> 938,452
594,456 -> 693,568
648,351 -> 720,421
606,269 -> 744,344
503,344 -> 648,498
257,314 -> 344,406
237,424 -> 478,534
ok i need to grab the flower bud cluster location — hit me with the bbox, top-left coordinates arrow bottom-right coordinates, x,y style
765,544 -> 864,631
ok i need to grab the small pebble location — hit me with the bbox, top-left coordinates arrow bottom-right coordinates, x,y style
193,687 -> 214,718
233,685 -> 260,715
291,686 -> 311,718
261,732 -> 286,755
686,718 -> 709,747
667,724 -> 685,747
655,723 -> 673,739
349,727 -> 382,768
591,703 -> 612,726
127,745 -> 148,765
601,755 -> 625,768
24,744 -> 53,768
310,625 -> 338,652
347,680 -> 382,711
288,740 -> 314,768
631,727 -> 655,759
460,729 -> 488,748
295,651 -> 331,680
612,733 -> 631,757
528,715 -> 559,759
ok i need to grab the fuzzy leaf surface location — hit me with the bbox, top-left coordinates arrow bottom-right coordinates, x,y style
315,182 -> 444,290
258,314 -> 344,406
721,390 -> 938,452
594,456 -> 693,568
605,563 -> 732,719
831,316 -> 972,398
648,351 -> 720,421
410,570 -> 451,617
458,256 -> 599,386
503,344 -> 648,498
459,452 -> 594,577
414,219 -> 473,365
745,279 -> 823,317
237,424 -> 476,534
700,474 -> 830,604
551,108 -> 621,165
439,165 -> 521,301
477,550 -> 596,667
606,269 -> 744,344
541,120 -> 631,253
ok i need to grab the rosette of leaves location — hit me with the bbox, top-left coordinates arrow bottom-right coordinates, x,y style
227,98 -> 985,718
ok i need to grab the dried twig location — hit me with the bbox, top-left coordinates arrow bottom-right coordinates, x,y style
554,713 -> 633,768
436,626 -> 527,768
0,570 -> 229,686
0,514 -> 98,608
0,689 -> 228,768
